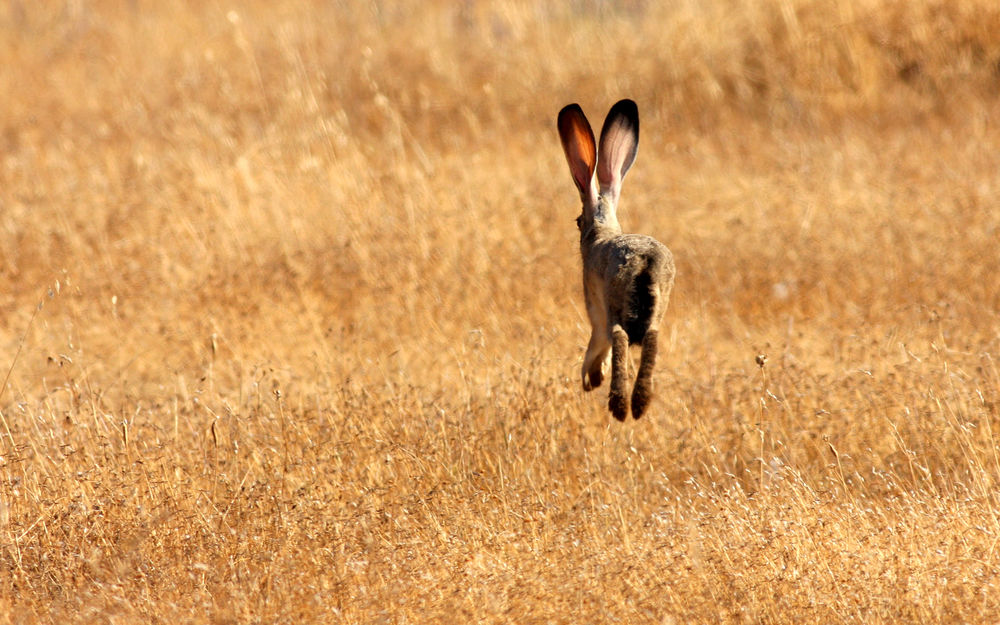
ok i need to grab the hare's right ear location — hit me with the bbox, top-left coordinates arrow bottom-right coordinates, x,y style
597,99 -> 639,206
557,104 -> 597,204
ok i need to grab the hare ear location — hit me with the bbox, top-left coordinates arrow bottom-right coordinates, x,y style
597,99 -> 639,202
557,104 -> 597,202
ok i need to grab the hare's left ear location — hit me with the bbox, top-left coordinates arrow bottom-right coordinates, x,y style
558,103 -> 598,206
597,99 -> 639,205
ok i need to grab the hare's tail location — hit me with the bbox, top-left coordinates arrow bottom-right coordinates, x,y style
623,258 -> 661,345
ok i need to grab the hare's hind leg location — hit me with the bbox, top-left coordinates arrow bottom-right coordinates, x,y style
630,329 -> 658,419
608,324 -> 630,421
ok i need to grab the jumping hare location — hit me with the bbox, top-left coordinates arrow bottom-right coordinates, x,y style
557,99 -> 675,420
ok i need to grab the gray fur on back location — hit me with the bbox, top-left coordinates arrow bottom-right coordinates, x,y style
582,226 -> 675,344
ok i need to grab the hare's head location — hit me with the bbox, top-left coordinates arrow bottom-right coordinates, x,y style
557,99 -> 640,235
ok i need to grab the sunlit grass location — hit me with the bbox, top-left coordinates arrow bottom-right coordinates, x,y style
2,1 -> 1000,622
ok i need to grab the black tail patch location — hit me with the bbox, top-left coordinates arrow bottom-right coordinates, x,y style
624,265 -> 656,345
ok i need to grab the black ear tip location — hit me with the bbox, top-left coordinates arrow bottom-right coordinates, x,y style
616,98 -> 638,111
611,99 -> 639,122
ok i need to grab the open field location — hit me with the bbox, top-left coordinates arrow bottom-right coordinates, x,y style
2,1 -> 1000,622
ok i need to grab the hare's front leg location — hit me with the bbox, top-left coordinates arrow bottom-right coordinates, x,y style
581,330 -> 610,391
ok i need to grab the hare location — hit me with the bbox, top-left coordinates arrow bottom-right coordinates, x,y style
557,99 -> 675,420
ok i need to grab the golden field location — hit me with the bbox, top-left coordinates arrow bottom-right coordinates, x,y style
2,0 -> 1000,622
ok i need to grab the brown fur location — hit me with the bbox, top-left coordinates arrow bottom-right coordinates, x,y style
609,325 -> 630,421
630,329 -> 659,418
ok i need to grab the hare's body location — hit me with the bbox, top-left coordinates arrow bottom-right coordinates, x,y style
558,99 -> 675,420
582,228 -> 673,344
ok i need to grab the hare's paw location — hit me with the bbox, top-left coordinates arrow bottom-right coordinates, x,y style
608,389 -> 628,421
587,367 -> 604,390
582,363 -> 604,391
631,378 -> 653,419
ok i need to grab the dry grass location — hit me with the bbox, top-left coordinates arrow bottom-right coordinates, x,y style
2,1 -> 1000,622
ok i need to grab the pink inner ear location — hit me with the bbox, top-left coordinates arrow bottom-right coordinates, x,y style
597,100 -> 639,198
597,122 -> 637,194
